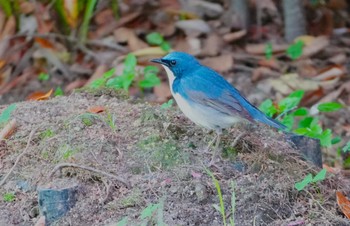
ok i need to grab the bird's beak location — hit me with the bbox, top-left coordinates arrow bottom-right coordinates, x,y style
151,58 -> 169,66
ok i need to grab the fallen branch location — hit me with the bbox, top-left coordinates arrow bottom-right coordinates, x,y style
49,163 -> 130,187
0,129 -> 36,187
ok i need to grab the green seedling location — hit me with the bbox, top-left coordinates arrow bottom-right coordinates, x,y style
295,168 -> 327,191
38,72 -> 50,81
161,99 -> 174,109
3,192 -> 15,202
0,103 -> 16,125
286,40 -> 304,60
265,42 -> 273,60
54,87 -> 64,96
39,129 -> 55,140
146,32 -> 171,52
259,90 -> 343,147
139,65 -> 160,88
343,141 -> 350,153
105,111 -> 117,131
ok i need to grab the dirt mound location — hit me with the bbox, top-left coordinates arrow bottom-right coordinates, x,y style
0,91 -> 349,225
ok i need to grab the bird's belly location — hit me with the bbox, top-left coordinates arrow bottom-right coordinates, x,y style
173,93 -> 241,130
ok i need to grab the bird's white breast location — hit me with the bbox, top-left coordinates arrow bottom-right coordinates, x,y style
162,66 -> 240,130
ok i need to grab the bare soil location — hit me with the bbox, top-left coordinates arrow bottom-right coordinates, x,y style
0,90 -> 349,226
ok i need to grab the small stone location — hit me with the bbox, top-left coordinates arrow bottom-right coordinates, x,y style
195,181 -> 208,202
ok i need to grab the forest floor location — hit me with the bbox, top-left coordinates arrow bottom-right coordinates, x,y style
0,91 -> 349,225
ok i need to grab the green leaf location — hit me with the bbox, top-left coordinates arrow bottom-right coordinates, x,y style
295,174 -> 312,191
265,42 -> 273,60
116,217 -> 128,226
293,127 -> 311,135
106,73 -> 134,91
123,53 -> 137,75
0,0 -> 12,17
54,87 -> 64,96
144,65 -> 159,74
160,41 -> 171,51
38,72 -> 50,81
161,99 -> 173,109
103,68 -> 116,79
0,103 -> 17,125
286,40 -> 304,60
90,78 -> 106,89
281,114 -> 294,131
259,99 -> 277,117
343,141 -> 350,153
146,32 -> 164,45
298,116 -> 315,128
278,90 -> 304,112
139,73 -> 161,88
318,129 -> 332,147
317,102 -> 343,112
312,168 -> 326,183
293,107 -> 308,116
331,136 -> 341,145
140,203 -> 160,219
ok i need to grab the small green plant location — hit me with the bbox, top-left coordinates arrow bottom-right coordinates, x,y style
38,72 -> 50,81
0,103 -> 16,125
146,32 -> 171,52
3,192 -> 15,202
90,53 -> 161,92
115,198 -> 165,226
286,40 -> 304,60
343,141 -> 350,153
54,87 -> 64,96
206,168 -> 235,226
265,42 -> 273,60
104,111 -> 117,131
39,129 -> 55,139
160,99 -> 173,109
259,90 -> 343,147
294,168 -> 327,191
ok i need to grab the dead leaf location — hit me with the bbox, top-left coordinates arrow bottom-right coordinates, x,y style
88,106 -> 106,114
201,54 -> 233,72
246,43 -> 289,55
19,1 -> 35,14
0,119 -> 17,140
252,67 -> 280,82
322,164 -> 340,174
223,30 -> 247,43
175,19 -> 211,36
114,27 -> 148,51
94,9 -> 114,26
65,78 -> 88,92
174,37 -> 201,55
270,73 -> 319,94
257,59 -> 280,70
131,47 -> 167,57
336,191 -> 350,219
201,34 -> 222,56
35,37 -> 55,49
328,53 -> 346,65
302,36 -> 330,58
27,89 -> 53,101
0,16 -> 16,41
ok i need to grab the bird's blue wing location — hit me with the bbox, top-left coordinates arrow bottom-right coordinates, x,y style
173,67 -> 254,122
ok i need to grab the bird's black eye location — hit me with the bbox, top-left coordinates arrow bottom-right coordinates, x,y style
170,60 -> 176,66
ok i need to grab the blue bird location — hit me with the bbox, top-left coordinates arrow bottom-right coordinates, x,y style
151,52 -> 286,155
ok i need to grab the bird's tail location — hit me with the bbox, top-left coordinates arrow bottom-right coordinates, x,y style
255,114 -> 287,130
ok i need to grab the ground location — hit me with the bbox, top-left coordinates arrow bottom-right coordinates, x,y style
0,90 -> 349,226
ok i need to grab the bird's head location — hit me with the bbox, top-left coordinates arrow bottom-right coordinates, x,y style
151,52 -> 200,78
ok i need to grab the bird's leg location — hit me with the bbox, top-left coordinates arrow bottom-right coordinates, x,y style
208,129 -> 222,166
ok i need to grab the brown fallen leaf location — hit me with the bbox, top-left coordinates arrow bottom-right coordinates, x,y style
246,43 -> 289,55
252,67 -> 280,82
322,164 -> 340,174
201,54 -> 233,72
88,106 -> 106,114
65,78 -> 88,92
201,34 -> 222,56
223,30 -> 247,43
27,89 -> 53,101
269,73 -> 319,94
114,27 -> 148,51
0,119 -> 17,140
0,16 -> 16,41
336,191 -> 350,219
302,36 -> 330,58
